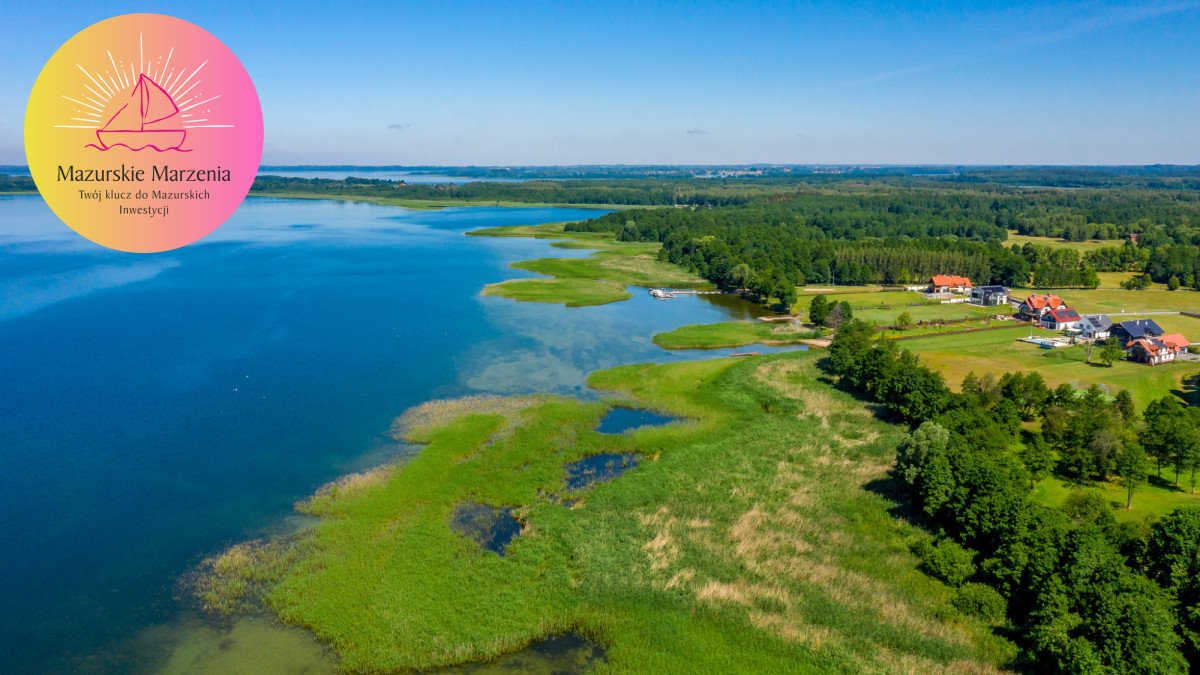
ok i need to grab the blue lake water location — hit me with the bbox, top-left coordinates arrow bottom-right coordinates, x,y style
0,194 -> 794,672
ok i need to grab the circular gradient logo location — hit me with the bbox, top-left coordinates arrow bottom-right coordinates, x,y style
25,14 -> 263,252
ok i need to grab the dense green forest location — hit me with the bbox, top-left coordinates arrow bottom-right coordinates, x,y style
826,320 -> 1200,672
564,182 -> 1200,299
250,175 -> 758,206
8,168 -> 1200,287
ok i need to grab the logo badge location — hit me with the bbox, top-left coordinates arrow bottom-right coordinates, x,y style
25,14 -> 263,252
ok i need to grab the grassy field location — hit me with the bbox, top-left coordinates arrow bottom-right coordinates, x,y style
1033,475 -> 1200,523
901,326 -> 1200,408
1004,231 -> 1125,251
1030,287 -> 1200,315
652,321 -> 818,349
471,223 -> 712,307
200,354 -> 1014,672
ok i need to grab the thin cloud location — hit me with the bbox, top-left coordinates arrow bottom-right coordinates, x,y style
387,123 -> 411,131
686,128 -> 707,135
838,1 -> 1199,89
1020,1 -> 1200,46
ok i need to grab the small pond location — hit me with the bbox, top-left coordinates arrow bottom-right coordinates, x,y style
450,501 -> 521,555
595,407 -> 677,434
441,633 -> 606,674
566,453 -> 638,490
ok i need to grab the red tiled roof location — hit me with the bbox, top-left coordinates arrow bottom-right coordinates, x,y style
1024,294 -> 1065,310
1046,308 -> 1081,322
1161,333 -> 1190,349
931,274 -> 972,287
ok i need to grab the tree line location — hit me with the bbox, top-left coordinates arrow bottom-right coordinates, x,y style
826,320 -> 1200,671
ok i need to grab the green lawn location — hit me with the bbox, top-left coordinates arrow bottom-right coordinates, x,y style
1027,287 -> 1200,315
652,321 -> 818,349
854,302 -> 1010,326
192,354 -> 1014,672
472,223 -> 712,307
1005,231 -> 1125,251
1034,475 -> 1200,522
901,326 -> 1200,408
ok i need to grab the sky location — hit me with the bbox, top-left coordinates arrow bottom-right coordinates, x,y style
1,0 -> 1197,165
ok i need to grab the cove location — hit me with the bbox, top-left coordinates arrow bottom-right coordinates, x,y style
0,194 -> 796,672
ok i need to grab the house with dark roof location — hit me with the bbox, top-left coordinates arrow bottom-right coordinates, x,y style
1127,333 -> 1190,365
1040,308 -> 1082,332
1111,319 -> 1164,345
1080,314 -> 1113,340
969,285 -> 1009,307
1017,294 -> 1067,321
929,275 -> 972,294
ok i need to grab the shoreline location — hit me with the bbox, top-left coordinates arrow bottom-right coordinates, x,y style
168,216 -> 1012,672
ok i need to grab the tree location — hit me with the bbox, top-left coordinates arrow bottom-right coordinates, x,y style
808,294 -> 830,326
1114,442 -> 1149,509
838,301 -> 854,322
894,311 -> 914,331
1020,435 -> 1056,489
1099,338 -> 1124,367
824,302 -> 845,329
1169,275 -> 1181,291
1146,507 -> 1200,667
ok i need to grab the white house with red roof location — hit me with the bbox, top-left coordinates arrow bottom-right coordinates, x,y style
1040,307 -> 1083,332
928,275 -> 972,294
1017,294 -> 1067,321
1127,333 -> 1190,365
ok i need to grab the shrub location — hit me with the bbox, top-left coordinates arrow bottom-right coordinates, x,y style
919,538 -> 976,587
952,582 -> 1007,625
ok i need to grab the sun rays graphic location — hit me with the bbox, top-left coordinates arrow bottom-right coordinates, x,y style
55,31 -> 233,151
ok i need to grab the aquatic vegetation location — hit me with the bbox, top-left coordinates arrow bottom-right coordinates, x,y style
653,320 -> 820,349
450,501 -> 522,555
474,222 -> 711,307
565,453 -> 638,490
212,353 -> 1014,671
191,540 -> 298,618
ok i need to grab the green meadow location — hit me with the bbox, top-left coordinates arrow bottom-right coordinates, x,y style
202,354 -> 1014,672
471,223 -> 712,306
652,321 -> 818,349
900,326 -> 1200,408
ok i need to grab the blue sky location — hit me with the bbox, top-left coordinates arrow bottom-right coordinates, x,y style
2,1 -> 1197,165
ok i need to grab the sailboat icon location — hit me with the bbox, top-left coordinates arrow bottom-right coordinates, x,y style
94,73 -> 188,151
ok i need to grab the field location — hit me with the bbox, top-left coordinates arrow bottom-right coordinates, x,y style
652,321 -> 818,349
1004,231 -> 1125,251
1033,475 -> 1200,523
1033,287 -> 1200,315
201,354 -> 1014,672
900,326 -> 1200,408
471,223 -> 712,306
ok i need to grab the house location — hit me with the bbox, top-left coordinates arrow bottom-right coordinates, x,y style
929,275 -> 972,294
969,285 -> 1009,306
1017,294 -> 1067,321
1127,334 -> 1189,365
1040,308 -> 1082,332
1111,319 -> 1164,345
1079,314 -> 1113,340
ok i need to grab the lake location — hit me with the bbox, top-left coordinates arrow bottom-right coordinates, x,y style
0,195 -> 793,672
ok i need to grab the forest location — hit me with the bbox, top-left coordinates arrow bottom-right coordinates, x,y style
826,319 -> 1200,673
565,182 -> 1200,300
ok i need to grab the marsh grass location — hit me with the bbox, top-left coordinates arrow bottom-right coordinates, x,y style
473,223 -> 711,306
211,353 -> 1015,672
190,540 -> 298,618
653,321 -> 820,349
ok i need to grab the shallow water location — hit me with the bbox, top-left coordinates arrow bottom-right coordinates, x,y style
451,501 -> 522,555
0,194 -> 799,672
566,453 -> 639,490
595,407 -> 678,434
